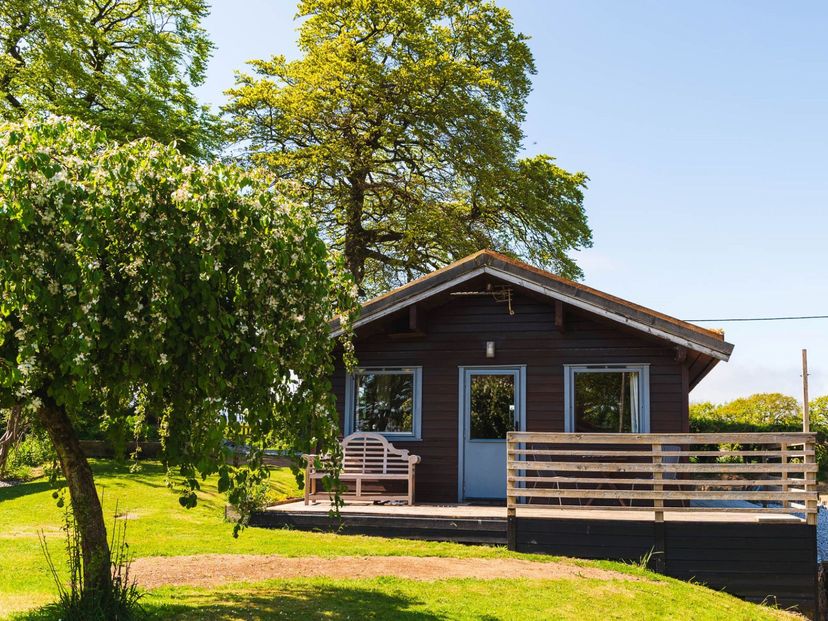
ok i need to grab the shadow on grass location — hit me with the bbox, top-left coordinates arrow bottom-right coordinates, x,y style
0,480 -> 53,502
14,583 -> 448,621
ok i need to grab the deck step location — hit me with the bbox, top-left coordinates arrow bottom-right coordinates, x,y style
249,510 -> 508,545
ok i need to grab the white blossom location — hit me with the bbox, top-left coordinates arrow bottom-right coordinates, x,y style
171,187 -> 191,202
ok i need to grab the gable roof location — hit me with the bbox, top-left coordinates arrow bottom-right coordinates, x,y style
332,250 -> 734,361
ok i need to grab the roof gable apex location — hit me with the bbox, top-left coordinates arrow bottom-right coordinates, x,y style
332,250 -> 734,361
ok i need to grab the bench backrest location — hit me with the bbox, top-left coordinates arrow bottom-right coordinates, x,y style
341,432 -> 414,475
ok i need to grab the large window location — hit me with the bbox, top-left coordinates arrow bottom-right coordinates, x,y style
564,364 -> 650,433
345,367 -> 422,439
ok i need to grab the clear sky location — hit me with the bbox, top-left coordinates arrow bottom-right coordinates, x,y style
195,1 -> 828,404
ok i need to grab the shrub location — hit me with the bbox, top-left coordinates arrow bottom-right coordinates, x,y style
3,429 -> 55,480
690,394 -> 828,474
39,503 -> 142,621
9,430 -> 54,468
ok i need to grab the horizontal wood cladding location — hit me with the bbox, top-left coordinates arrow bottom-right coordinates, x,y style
249,511 -> 507,545
514,518 -> 816,613
333,276 -> 701,502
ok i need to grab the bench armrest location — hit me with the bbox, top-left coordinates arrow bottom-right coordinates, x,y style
408,455 -> 421,465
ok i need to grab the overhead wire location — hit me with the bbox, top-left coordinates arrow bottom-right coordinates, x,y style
686,315 -> 828,323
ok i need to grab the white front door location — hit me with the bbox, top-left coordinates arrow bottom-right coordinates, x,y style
460,366 -> 525,501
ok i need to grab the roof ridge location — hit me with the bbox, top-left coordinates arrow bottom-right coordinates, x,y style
358,249 -> 725,343
477,250 -> 725,342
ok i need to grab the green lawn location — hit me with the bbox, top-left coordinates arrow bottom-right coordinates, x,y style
0,460 -> 800,620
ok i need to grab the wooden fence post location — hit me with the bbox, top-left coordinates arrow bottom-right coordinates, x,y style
805,438 -> 818,526
507,506 -> 517,551
506,433 -> 518,550
653,443 -> 664,523
781,442 -> 789,512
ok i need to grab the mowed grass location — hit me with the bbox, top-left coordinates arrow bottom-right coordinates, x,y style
13,578 -> 800,621
0,460 -> 578,616
0,460 -> 801,620
137,577 -> 795,621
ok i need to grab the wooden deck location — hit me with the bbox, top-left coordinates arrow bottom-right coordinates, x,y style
250,499 -> 807,548
252,500 -> 509,545
264,499 -> 806,523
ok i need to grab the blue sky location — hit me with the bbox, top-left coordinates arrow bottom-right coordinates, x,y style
195,1 -> 828,404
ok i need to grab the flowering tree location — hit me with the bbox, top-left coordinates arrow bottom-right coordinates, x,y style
0,118 -> 356,605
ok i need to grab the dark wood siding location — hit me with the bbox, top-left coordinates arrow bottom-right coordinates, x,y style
333,275 -> 699,502
515,517 -> 817,614
249,511 -> 506,545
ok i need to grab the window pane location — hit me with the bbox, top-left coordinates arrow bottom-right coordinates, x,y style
574,371 -> 639,433
470,374 -> 515,440
355,373 -> 414,434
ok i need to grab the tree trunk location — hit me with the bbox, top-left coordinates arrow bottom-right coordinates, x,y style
344,171 -> 368,292
0,404 -> 27,475
38,396 -> 112,597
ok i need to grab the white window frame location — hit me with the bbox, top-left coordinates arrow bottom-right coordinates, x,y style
345,366 -> 422,441
563,363 -> 651,433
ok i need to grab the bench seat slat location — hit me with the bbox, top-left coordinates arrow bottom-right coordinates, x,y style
308,473 -> 412,480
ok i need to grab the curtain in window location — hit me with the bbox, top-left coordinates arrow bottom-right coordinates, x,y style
629,372 -> 640,433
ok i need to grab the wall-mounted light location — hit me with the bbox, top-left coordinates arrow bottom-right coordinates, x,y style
486,341 -> 496,358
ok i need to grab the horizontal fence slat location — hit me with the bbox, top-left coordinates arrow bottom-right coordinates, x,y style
507,461 -> 817,474
514,504 -> 806,514
515,488 -> 809,501
505,432 -> 818,524
508,449 -> 814,458
507,432 -> 816,444
507,476 -> 805,487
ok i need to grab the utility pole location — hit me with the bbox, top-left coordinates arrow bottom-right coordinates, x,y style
802,349 -> 810,432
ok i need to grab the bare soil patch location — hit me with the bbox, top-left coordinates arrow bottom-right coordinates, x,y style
130,554 -> 645,589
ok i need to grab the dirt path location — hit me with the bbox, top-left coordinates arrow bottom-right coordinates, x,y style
130,554 -> 644,589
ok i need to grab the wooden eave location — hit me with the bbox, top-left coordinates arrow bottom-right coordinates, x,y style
330,250 -> 734,362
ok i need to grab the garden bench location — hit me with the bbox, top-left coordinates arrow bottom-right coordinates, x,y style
304,432 -> 421,505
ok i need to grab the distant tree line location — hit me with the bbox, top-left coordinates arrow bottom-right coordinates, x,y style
691,393 -> 828,471
690,393 -> 827,431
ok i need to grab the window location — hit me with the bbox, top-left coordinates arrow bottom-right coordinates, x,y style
469,373 -> 517,440
345,367 -> 422,439
564,364 -> 650,433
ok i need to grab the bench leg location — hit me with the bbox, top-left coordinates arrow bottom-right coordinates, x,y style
408,468 -> 415,505
304,465 -> 310,505
356,478 -> 362,501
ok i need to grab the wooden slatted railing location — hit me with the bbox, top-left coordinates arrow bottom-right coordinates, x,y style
506,432 -> 818,525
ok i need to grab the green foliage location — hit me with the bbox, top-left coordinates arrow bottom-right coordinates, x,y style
0,117 -> 357,515
810,395 -> 828,430
7,428 -> 53,469
38,505 -> 142,621
469,374 -> 515,439
574,372 -> 637,433
225,0 -> 592,293
690,394 -> 802,428
0,0 -> 218,156
690,394 -> 828,473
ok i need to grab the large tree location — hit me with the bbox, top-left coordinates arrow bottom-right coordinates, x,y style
0,117 -> 355,608
0,0 -> 216,156
225,0 -> 592,294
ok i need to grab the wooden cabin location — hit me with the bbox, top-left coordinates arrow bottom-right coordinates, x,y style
330,250 -> 734,504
